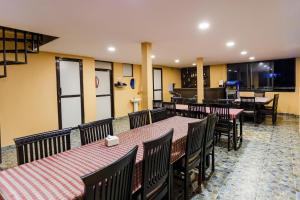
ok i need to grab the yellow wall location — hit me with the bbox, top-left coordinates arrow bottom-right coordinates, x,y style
113,64 -> 181,117
0,52 -> 96,146
209,58 -> 300,115
209,64 -> 227,88
113,63 -> 142,118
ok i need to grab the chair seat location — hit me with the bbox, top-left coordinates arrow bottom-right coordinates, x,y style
260,109 -> 273,114
243,110 -> 256,114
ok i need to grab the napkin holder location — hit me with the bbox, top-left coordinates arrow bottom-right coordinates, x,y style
105,135 -> 119,147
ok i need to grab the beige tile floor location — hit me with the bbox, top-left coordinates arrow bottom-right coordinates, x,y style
0,115 -> 299,200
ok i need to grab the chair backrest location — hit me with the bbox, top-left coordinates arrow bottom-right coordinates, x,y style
185,119 -> 207,167
254,91 -> 265,97
142,129 -> 173,200
150,107 -> 168,123
81,146 -> 138,200
171,96 -> 183,104
14,128 -> 72,165
153,100 -> 163,109
202,99 -> 217,106
209,103 -> 231,121
188,103 -> 207,119
128,110 -> 150,129
162,102 -> 176,117
204,113 -> 218,148
240,96 -> 256,111
183,98 -> 197,105
272,94 -> 279,112
78,118 -> 113,145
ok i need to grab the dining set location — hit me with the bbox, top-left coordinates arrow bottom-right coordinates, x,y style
0,93 -> 278,200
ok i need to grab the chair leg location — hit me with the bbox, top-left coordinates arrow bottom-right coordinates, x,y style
184,171 -> 189,200
227,132 -> 231,151
272,114 -> 276,125
212,146 -> 215,172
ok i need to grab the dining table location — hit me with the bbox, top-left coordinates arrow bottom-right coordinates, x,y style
175,104 -> 244,151
235,97 -> 273,105
0,116 -> 199,200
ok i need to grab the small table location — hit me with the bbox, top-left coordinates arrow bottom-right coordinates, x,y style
235,97 -> 273,105
176,104 -> 244,151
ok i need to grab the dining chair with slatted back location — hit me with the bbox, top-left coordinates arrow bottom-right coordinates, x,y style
78,118 -> 113,145
153,100 -> 163,109
202,113 -> 218,180
188,103 -> 207,119
261,94 -> 279,124
240,96 -> 257,123
141,129 -> 174,200
150,107 -> 168,123
162,102 -> 176,117
128,110 -> 150,129
254,91 -> 265,97
81,145 -> 138,200
173,119 -> 207,200
209,103 -> 233,151
14,128 -> 72,165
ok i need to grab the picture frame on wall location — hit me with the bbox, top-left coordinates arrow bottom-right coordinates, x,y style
123,63 -> 133,77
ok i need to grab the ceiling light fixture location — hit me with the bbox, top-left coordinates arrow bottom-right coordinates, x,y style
151,55 -> 155,59
198,22 -> 210,30
249,56 -> 255,60
174,59 -> 180,63
240,51 -> 247,55
107,46 -> 116,52
226,41 -> 235,47
192,63 -> 196,66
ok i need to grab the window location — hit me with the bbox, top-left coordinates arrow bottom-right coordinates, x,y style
227,58 -> 295,92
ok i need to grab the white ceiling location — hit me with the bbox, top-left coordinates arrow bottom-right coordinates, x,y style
1,0 -> 300,67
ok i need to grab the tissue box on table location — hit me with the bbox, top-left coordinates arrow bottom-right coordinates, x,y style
105,135 -> 119,147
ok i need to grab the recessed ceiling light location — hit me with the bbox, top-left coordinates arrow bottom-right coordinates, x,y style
192,63 -> 196,66
249,56 -> 255,60
107,46 -> 116,52
226,41 -> 235,47
198,22 -> 210,30
151,55 -> 155,59
174,59 -> 180,63
240,51 -> 248,55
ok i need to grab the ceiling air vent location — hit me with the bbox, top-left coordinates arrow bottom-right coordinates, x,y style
0,26 -> 57,78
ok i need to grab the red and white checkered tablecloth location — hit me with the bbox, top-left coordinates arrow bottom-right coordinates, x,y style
176,104 -> 243,119
0,116 -> 199,200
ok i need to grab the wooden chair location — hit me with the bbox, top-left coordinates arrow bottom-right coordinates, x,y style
128,110 -> 150,129
140,129 -> 174,200
153,100 -> 163,109
239,97 -> 257,123
202,113 -> 218,180
261,94 -> 279,125
188,103 -> 207,119
81,146 -> 138,200
254,91 -> 265,97
150,107 -> 168,123
14,128 -> 72,165
78,118 -> 113,145
173,119 -> 207,200
162,102 -> 176,117
210,103 -> 234,151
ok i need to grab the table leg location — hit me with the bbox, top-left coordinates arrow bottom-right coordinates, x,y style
239,114 -> 243,144
233,118 -> 237,150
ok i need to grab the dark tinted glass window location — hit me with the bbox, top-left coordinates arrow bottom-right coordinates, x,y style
250,62 -> 273,90
227,63 -> 250,89
273,58 -> 295,90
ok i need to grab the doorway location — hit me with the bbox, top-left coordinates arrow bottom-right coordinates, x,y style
56,57 -> 84,128
153,68 -> 163,101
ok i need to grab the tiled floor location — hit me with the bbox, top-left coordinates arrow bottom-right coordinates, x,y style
0,115 -> 299,200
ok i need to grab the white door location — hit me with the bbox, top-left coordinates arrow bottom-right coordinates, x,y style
57,58 -> 84,128
95,69 -> 113,120
153,68 -> 163,100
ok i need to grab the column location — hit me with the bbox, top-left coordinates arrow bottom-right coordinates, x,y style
196,57 -> 204,103
141,42 -> 153,109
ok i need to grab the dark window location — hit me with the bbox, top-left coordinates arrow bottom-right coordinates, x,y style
227,58 -> 295,92
273,58 -> 295,91
250,62 -> 273,90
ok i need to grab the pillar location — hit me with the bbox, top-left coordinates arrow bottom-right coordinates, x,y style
196,57 -> 204,103
141,42 -> 153,109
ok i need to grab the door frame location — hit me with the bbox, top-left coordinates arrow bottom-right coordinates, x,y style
153,67 -> 163,101
95,61 -> 115,118
55,57 -> 85,129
